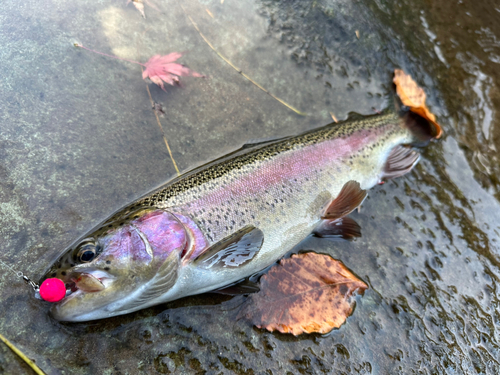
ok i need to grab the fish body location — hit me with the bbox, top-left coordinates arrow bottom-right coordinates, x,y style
42,75 -> 441,321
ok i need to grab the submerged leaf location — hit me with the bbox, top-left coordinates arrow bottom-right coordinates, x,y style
127,0 -> 160,18
127,0 -> 146,18
393,69 -> 442,138
239,253 -> 368,335
142,53 -> 204,91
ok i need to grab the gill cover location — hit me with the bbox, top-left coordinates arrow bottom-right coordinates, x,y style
46,209 -> 189,321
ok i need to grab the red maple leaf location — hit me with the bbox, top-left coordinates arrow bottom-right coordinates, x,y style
75,44 -> 204,91
142,53 -> 204,91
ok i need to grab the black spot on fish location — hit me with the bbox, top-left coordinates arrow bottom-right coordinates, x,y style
61,271 -> 66,276
106,260 -> 111,264
104,267 -> 110,271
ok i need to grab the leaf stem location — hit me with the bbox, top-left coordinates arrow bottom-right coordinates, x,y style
0,333 -> 46,375
179,6 -> 306,116
143,76 -> 181,176
74,43 -> 146,67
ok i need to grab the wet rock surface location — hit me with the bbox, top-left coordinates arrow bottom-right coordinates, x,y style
1,0 -> 499,373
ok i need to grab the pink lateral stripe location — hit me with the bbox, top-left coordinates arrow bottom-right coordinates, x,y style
194,128 -> 382,206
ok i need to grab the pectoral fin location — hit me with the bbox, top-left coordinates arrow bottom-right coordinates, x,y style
322,180 -> 367,220
313,217 -> 361,240
194,226 -> 264,270
214,279 -> 260,295
116,251 -> 180,311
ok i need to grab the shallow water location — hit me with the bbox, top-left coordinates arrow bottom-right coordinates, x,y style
1,0 -> 499,373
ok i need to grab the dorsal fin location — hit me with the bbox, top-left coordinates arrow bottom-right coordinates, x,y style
213,279 -> 260,295
241,136 -> 292,149
345,111 -> 366,121
193,226 -> 264,270
322,181 -> 367,220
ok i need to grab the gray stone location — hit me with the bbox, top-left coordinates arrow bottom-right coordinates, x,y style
1,0 -> 499,373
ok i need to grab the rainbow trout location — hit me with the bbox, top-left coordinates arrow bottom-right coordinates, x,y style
41,71 -> 442,321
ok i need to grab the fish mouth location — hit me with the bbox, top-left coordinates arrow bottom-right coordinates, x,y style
56,269 -> 115,304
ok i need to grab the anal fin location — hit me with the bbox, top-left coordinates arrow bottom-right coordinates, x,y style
313,217 -> 361,240
322,180 -> 367,220
193,226 -> 264,270
383,145 -> 420,179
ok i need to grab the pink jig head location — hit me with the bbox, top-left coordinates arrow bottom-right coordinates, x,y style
39,278 -> 66,302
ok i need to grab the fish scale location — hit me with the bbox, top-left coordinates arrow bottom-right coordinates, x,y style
166,113 -> 411,269
147,113 -> 400,205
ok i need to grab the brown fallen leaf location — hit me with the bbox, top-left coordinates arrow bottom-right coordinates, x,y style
329,111 -> 338,123
239,252 -> 368,335
393,69 -> 442,139
127,0 -> 146,18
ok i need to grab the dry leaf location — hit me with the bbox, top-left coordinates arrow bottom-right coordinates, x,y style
329,111 -> 338,123
393,69 -> 442,138
127,0 -> 160,18
205,9 -> 215,18
74,44 -> 203,92
142,53 -> 204,91
127,0 -> 146,18
239,253 -> 368,335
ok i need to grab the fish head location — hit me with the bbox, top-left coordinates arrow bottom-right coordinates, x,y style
41,209 -> 188,321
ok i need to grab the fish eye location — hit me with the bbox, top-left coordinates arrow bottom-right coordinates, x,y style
77,242 -> 98,263
80,250 -> 95,262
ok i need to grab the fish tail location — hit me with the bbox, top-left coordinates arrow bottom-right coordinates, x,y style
392,69 -> 443,146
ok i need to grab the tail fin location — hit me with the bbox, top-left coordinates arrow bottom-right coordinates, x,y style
393,70 -> 442,145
